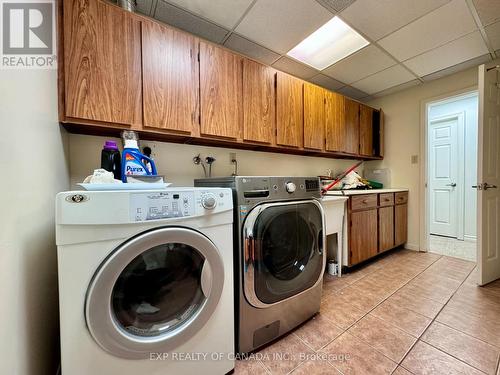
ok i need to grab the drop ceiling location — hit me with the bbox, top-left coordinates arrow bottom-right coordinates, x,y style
136,0 -> 499,101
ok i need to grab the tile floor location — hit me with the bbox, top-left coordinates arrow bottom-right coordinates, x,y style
429,234 -> 476,261
234,249 -> 500,375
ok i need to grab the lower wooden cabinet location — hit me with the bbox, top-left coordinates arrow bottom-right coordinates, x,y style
349,209 -> 378,265
395,203 -> 408,246
347,191 -> 408,266
379,206 -> 395,252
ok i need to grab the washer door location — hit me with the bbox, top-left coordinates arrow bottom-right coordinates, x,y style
85,227 -> 224,359
243,200 -> 325,308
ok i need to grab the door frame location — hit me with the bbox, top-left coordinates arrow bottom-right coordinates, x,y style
419,87 -> 478,252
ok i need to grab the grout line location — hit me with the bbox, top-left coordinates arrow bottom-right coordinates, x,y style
220,0 -> 258,45
396,263 -> 479,371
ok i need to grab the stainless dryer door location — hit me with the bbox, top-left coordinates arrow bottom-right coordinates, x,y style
85,227 -> 224,359
243,200 -> 325,308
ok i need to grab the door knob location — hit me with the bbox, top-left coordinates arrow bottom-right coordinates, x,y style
483,183 -> 498,190
446,183 -> 457,187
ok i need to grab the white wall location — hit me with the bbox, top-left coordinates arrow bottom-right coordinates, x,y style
428,94 -> 478,239
366,64 -> 490,250
0,69 -> 69,374
68,134 -> 360,188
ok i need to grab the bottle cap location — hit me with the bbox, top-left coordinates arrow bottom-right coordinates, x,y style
104,140 -> 118,150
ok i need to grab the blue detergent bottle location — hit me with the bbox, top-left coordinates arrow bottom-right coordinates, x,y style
121,131 -> 157,182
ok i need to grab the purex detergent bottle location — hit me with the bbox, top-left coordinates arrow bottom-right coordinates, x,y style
121,131 -> 157,182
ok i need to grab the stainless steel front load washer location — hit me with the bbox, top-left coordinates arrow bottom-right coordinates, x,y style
195,177 -> 325,353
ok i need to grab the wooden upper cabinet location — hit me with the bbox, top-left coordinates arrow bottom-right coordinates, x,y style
359,104 -> 374,156
242,59 -> 276,144
64,0 -> 142,126
325,91 -> 345,152
199,42 -> 242,139
344,98 -> 360,154
142,21 -> 199,135
276,72 -> 303,148
303,83 -> 325,150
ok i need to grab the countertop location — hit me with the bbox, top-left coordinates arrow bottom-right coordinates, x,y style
325,188 -> 409,196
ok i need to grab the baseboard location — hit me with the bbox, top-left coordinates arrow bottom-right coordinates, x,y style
404,243 -> 420,251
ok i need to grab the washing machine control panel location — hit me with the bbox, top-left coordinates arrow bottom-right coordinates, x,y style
130,191 -> 196,221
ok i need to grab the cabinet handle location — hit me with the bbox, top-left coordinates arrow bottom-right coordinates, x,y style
384,198 -> 390,201
362,199 -> 368,204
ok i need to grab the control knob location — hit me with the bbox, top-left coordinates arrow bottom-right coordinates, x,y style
285,182 -> 296,193
201,194 -> 217,209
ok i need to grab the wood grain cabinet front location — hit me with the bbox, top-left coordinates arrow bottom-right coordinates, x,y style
276,72 -> 304,148
350,209 -> 378,265
242,59 -> 276,144
325,91 -> 345,153
199,41 -> 242,139
344,98 -> 360,154
142,20 -> 199,135
379,205 -> 395,252
303,83 -> 326,151
63,0 -> 142,126
360,104 -> 375,156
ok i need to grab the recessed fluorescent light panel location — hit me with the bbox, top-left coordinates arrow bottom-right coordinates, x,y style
287,16 -> 369,70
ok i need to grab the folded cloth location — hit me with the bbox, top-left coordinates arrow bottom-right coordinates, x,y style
83,168 -> 123,184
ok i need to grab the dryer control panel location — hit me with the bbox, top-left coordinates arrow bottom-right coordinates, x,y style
130,191 -> 195,221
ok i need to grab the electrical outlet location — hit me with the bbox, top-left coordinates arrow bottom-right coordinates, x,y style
229,152 -> 237,163
411,155 -> 418,164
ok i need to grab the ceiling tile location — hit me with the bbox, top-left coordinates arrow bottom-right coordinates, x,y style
421,53 -> 491,81
351,65 -> 415,94
472,0 -> 500,26
485,21 -> 500,50
316,0 -> 356,13
224,34 -> 280,65
164,0 -> 254,29
272,57 -> 319,79
378,0 -> 477,61
322,45 -> 396,84
404,31 -> 489,76
337,85 -> 369,100
154,1 -> 229,43
372,79 -> 421,97
340,0 -> 451,41
235,0 -> 333,54
309,74 -> 345,91
136,0 -> 155,16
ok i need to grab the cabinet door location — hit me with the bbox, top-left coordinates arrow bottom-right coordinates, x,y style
350,209 -> 378,265
276,72 -> 303,148
379,206 -> 395,252
142,21 -> 199,134
200,42 -> 242,139
64,0 -> 142,126
242,59 -> 276,144
359,104 -> 374,156
344,98 -> 360,154
395,204 -> 408,246
303,83 -> 325,150
325,91 -> 345,152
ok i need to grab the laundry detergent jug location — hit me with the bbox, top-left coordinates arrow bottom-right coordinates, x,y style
121,131 -> 157,182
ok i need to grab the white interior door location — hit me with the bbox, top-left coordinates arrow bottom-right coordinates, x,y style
429,115 -> 459,237
478,64 -> 500,286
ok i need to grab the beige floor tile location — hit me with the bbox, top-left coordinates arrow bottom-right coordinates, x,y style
421,322 -> 499,374
290,359 -> 341,374
321,332 -> 397,375
320,295 -> 365,329
436,304 -> 500,347
234,358 -> 269,375
258,334 -> 313,375
387,289 -> 444,319
334,285 -> 385,313
370,300 -> 432,337
393,366 -> 414,374
401,341 -> 483,375
348,315 -> 417,362
400,281 -> 454,304
293,313 -> 343,351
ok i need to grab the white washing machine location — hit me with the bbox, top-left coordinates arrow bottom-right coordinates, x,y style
56,188 -> 234,375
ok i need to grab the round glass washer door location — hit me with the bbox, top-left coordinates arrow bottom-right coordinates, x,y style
85,227 -> 224,359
